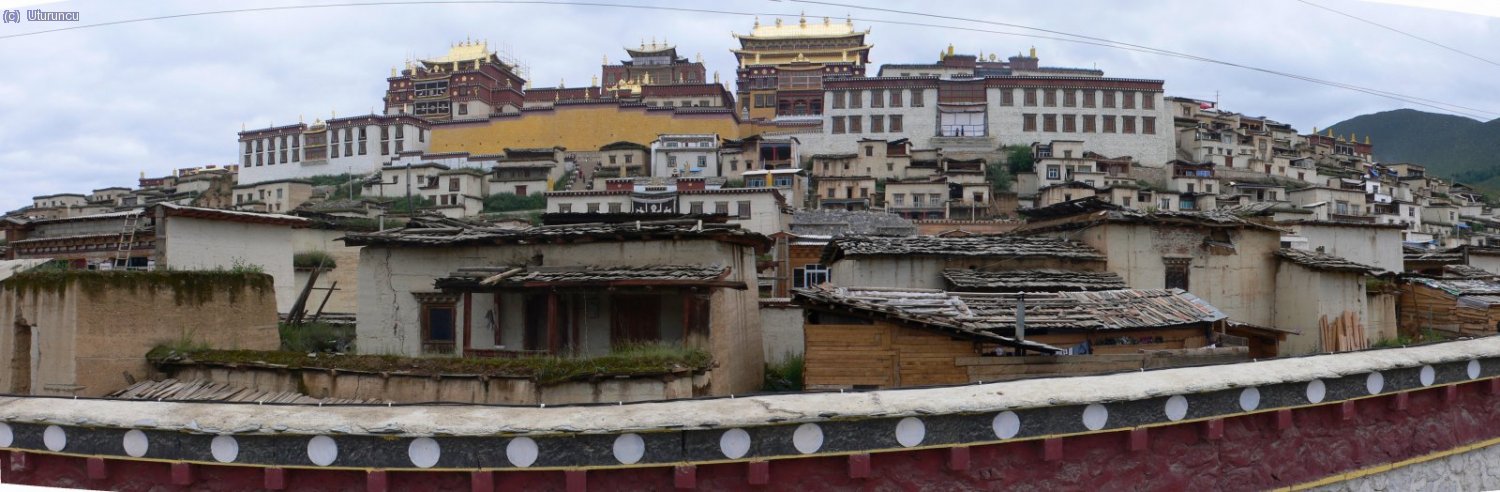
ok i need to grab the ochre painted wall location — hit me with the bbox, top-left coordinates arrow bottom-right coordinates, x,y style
429,105 -> 745,154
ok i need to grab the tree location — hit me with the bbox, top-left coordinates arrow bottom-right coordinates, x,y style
1004,145 -> 1035,174
986,162 -> 1014,193
483,193 -> 547,213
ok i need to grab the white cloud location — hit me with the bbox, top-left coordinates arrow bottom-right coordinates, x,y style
0,0 -> 1496,211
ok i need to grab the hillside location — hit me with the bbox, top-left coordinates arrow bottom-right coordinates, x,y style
1327,109 -> 1500,192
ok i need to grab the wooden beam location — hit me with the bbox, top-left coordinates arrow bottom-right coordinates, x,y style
461,292 -> 473,357
547,291 -> 561,354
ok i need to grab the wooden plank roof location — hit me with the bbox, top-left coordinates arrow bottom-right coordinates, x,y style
821,234 -> 1104,264
435,265 -> 743,290
942,269 -> 1128,291
1275,248 -> 1381,274
795,286 -> 1225,346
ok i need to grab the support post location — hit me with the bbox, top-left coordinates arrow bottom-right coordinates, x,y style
547,291 -> 561,354
462,292 -> 474,357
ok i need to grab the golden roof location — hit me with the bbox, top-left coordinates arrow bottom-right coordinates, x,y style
423,40 -> 492,64
738,14 -> 864,39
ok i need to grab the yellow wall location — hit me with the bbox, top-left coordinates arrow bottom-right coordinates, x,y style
430,104 -> 746,154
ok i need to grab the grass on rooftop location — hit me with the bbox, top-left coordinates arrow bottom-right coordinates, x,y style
147,341 -> 713,385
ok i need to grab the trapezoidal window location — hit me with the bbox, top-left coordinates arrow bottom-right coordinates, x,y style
1164,259 -> 1191,291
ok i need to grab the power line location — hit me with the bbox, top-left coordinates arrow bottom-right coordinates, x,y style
789,0 -> 1500,119
1296,0 -> 1500,69
0,0 -> 1494,119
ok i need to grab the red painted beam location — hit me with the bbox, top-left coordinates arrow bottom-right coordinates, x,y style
85,457 -> 107,480
1340,401 -> 1356,421
367,470 -> 388,492
747,461 -> 770,485
947,446 -> 971,471
1042,437 -> 1063,461
674,465 -> 696,489
264,467 -> 287,490
1202,419 -> 1224,440
170,463 -> 194,486
848,453 -> 871,479
1390,392 -> 1409,411
471,470 -> 493,492
565,470 -> 587,492
1276,409 -> 1294,431
1129,428 -> 1149,452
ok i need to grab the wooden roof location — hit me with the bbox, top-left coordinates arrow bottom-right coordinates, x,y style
435,264 -> 742,290
821,234 -> 1104,265
341,218 -> 771,251
942,269 -> 1128,292
795,286 -> 1225,346
1275,248 -> 1381,275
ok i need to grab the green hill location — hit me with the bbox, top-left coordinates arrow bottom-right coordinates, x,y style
1327,109 -> 1500,193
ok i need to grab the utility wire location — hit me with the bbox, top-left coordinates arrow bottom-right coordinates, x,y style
0,0 -> 1494,118
789,0 -> 1500,119
1295,0 -> 1500,69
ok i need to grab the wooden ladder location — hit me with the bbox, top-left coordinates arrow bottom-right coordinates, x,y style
113,212 -> 140,270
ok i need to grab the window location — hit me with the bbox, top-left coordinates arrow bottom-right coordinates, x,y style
1083,115 -> 1096,133
1043,114 -> 1057,132
458,103 -> 468,115
1063,114 -> 1077,133
890,90 -> 902,107
1023,89 -> 1037,106
930,193 -> 942,205
358,141 -> 367,155
894,194 -> 905,206
890,115 -> 903,133
1063,90 -> 1076,107
1143,117 -> 1156,135
802,265 -> 830,287
515,185 -> 527,195
1122,116 -> 1136,134
625,154 -> 633,164
608,202 -> 622,213
587,202 -> 600,213
1001,89 -> 1015,106
1142,93 -> 1155,110
870,115 -> 884,133
420,302 -> 456,354
449,177 -> 460,192
609,155 -> 617,164
697,155 -> 708,167
1103,91 -> 1116,108
910,89 -> 924,107
690,201 -> 703,214
865,145 -> 874,157
849,90 -> 862,109
1164,259 -> 1190,290
1043,89 -> 1057,107
1047,165 -> 1060,180
939,110 -> 984,136
849,115 -> 862,133
914,194 -> 924,206
737,200 -> 751,219
1102,115 -> 1116,133
1083,90 -> 1096,108
558,203 -> 573,213
1122,91 -> 1136,109
1023,114 -> 1037,132
715,201 -> 729,214
832,91 -> 845,109
831,116 -> 845,134
870,89 -> 884,108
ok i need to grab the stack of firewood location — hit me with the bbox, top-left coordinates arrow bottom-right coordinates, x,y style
1320,311 -> 1367,352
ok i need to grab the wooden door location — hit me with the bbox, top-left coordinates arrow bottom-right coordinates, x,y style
611,294 -> 661,345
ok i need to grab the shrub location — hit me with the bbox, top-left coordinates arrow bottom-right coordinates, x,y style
483,192 -> 546,212
293,251 -> 337,270
279,322 -> 356,353
762,353 -> 804,392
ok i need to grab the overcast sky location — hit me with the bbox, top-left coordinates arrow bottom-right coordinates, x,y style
0,0 -> 1496,212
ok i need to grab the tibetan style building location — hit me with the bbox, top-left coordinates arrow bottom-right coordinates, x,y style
733,15 -> 872,123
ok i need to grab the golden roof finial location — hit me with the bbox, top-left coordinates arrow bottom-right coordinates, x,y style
799,11 -> 807,27
591,75 -> 598,86
651,36 -> 656,47
299,114 -> 304,124
823,16 -> 830,25
241,122 -> 245,131
640,38 -> 645,49
1312,126 -> 1318,134
754,16 -> 760,28
990,53 -> 997,61
603,54 -> 608,65
391,66 -> 397,77
696,52 -> 702,63
947,43 -> 955,57
1029,46 -> 1037,58
775,17 -> 783,27
1327,128 -> 1334,137
846,14 -> 852,26
559,78 -> 565,88
1349,131 -> 1357,142
1365,136 -> 1371,145
331,108 -> 336,119
714,71 -> 719,83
